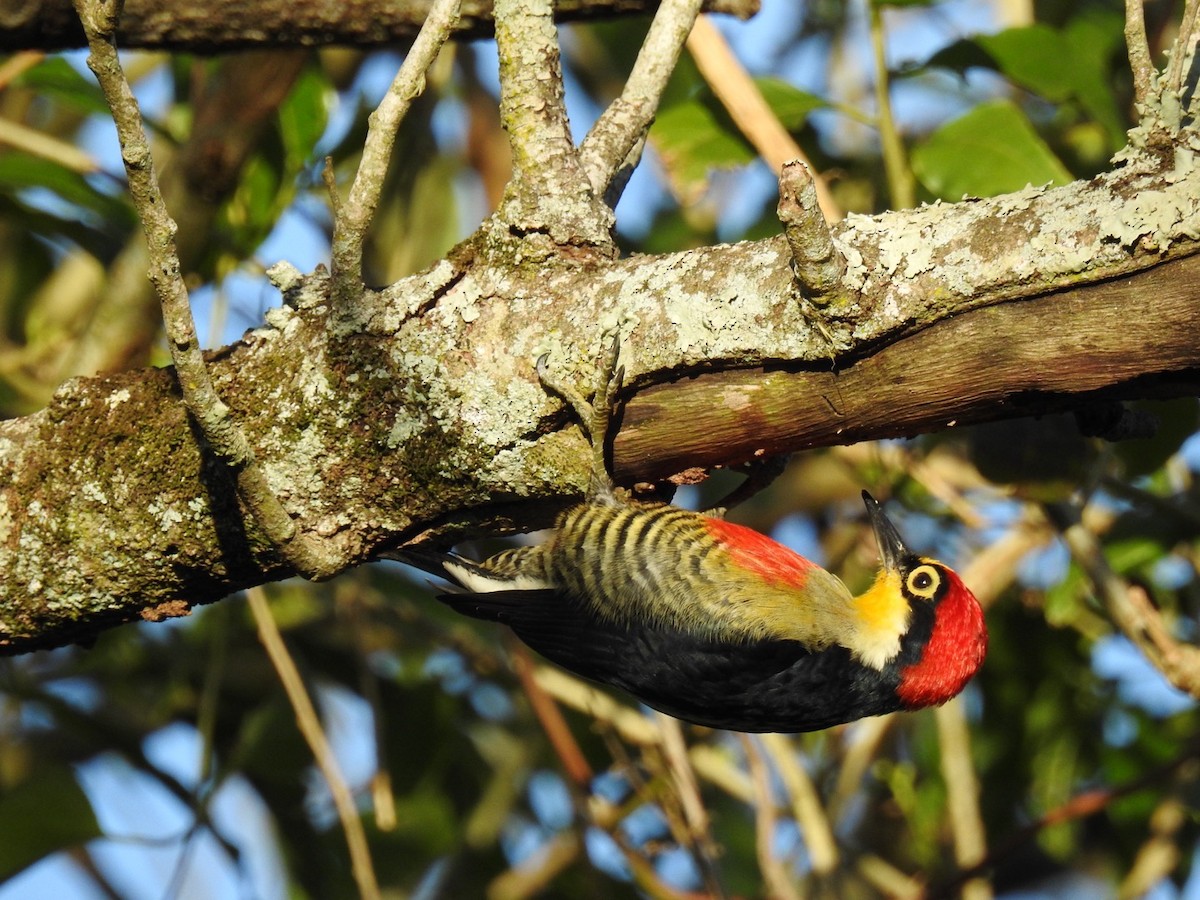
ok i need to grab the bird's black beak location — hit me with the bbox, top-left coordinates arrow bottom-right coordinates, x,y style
862,491 -> 908,573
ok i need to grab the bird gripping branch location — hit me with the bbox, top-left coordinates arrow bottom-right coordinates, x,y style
404,335 -> 987,733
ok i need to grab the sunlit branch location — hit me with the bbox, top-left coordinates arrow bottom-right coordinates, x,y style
329,0 -> 460,310
247,586 -> 381,900
579,0 -> 704,201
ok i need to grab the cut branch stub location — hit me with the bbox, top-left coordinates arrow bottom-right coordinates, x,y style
777,159 -> 846,306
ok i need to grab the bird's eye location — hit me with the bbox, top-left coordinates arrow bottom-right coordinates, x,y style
905,565 -> 941,600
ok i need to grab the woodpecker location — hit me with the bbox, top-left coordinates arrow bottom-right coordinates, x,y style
402,338 -> 987,733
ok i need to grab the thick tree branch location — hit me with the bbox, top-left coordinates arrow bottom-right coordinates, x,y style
4,139 -> 1200,653
1,0 -> 759,52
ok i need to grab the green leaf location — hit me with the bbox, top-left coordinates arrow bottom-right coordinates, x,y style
0,152 -> 135,229
928,14 -> 1127,153
755,77 -> 827,131
975,25 -> 1076,102
0,768 -> 103,880
14,58 -> 109,116
278,64 -> 331,168
651,100 -> 754,200
1062,10 -> 1128,149
911,99 -> 1072,200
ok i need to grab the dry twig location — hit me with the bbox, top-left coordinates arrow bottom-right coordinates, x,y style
247,586 -> 381,900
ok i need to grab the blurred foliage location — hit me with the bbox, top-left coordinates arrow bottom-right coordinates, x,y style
3,0 -> 1200,898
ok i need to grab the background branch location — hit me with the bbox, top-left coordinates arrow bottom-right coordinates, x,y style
1,0 -> 760,52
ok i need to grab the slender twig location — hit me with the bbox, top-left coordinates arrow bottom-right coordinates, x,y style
341,583 -> 396,831
867,2 -> 914,210
0,117 -> 99,173
1057,504 -> 1200,698
246,586 -> 381,900
514,651 -> 696,899
487,832 -> 585,899
934,700 -> 991,900
329,0 -> 460,310
828,716 -> 893,824
1165,0 -> 1200,97
72,0 -> 342,579
1119,796 -> 1187,898
0,50 -> 44,89
930,743 -> 1200,898
579,0 -> 704,199
532,664 -> 661,743
1124,0 -> 1156,109
687,15 -> 842,221
512,644 -> 594,787
741,735 -> 804,900
760,732 -> 839,877
654,713 -> 726,897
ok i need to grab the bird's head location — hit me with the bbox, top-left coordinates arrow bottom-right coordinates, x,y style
849,492 -> 988,708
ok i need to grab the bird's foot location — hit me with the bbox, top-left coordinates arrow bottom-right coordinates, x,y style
537,332 -> 624,500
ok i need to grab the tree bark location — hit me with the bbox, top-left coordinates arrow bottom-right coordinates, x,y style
3,138 -> 1199,654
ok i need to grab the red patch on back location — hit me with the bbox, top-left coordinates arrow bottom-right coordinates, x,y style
896,568 -> 987,708
703,517 -> 817,589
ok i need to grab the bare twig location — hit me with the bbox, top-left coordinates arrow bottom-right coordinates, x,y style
829,716 -> 894,824
531,664 -> 660,744
867,3 -> 914,210
654,713 -> 726,897
1058,505 -> 1200,698
492,0 -> 613,246
857,854 -> 923,899
246,586 -> 381,900
340,583 -> 396,831
1118,796 -> 1187,899
579,0 -> 704,200
330,0 -> 460,310
687,15 -> 841,220
931,745 -> 1200,897
1165,0 -> 1200,97
0,116 -> 100,173
0,50 -> 44,89
487,832 -> 585,900
73,0 -> 342,579
1124,0 -> 1156,110
741,735 -> 803,900
760,732 -> 839,878
1122,583 -> 1200,696
516,652 -> 705,898
934,700 -> 991,900
512,644 -> 594,787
